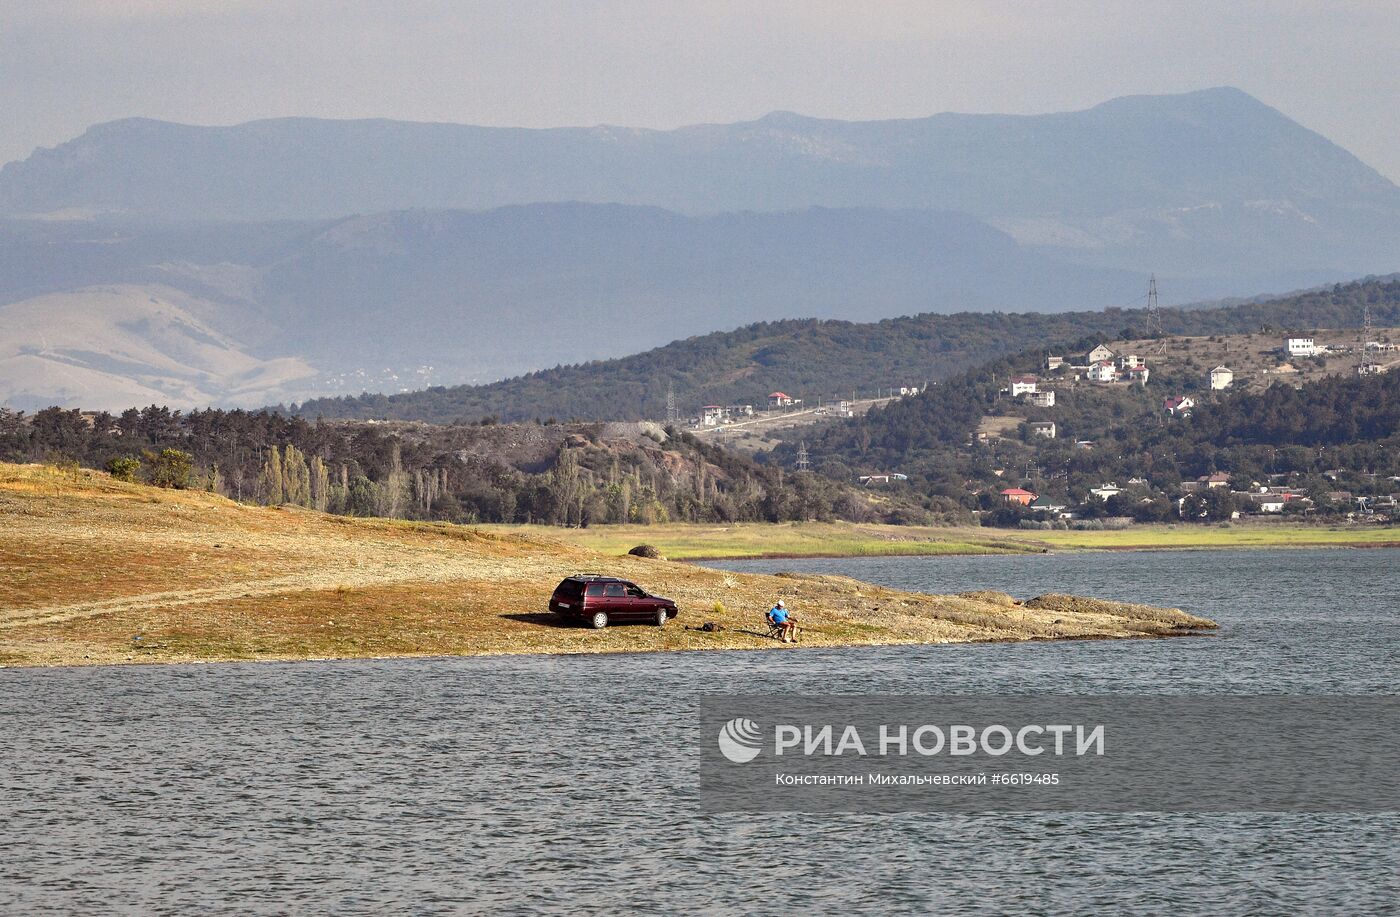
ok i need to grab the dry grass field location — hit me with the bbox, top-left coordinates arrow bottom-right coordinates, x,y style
0,463 -> 1214,667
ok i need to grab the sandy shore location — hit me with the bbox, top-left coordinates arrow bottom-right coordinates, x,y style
0,464 -> 1216,668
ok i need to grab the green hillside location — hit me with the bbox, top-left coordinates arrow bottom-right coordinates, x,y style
288,277 -> 1400,424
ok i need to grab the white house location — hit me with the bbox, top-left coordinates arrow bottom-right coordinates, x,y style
1286,337 -> 1320,358
1089,484 -> 1121,500
1124,365 -> 1150,385
858,473 -> 908,486
1029,390 -> 1056,408
700,405 -> 726,426
1120,354 -> 1145,369
1209,366 -> 1234,390
1028,421 -> 1057,439
1009,375 -> 1039,397
1046,355 -> 1065,371
1163,395 -> 1195,415
1087,361 -> 1118,383
1086,344 -> 1115,364
768,392 -> 795,409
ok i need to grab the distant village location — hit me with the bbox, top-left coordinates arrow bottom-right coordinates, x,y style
856,336 -> 1400,525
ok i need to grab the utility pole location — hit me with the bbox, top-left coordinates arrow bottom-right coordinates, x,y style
796,441 -> 811,472
1146,273 -> 1167,355
1359,304 -> 1376,376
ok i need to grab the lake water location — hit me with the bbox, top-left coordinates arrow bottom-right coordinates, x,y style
2,548 -> 1397,914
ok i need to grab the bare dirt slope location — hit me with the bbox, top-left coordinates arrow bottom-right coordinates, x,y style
0,463 -> 1214,667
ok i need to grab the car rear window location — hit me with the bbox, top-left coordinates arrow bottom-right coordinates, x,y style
555,579 -> 585,599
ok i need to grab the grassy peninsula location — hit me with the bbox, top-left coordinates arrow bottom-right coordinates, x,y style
0,464 -> 1213,668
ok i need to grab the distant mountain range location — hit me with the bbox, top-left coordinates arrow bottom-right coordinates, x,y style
2,87 -> 1399,410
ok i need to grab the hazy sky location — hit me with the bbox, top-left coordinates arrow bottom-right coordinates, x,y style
4,1 -> 1399,180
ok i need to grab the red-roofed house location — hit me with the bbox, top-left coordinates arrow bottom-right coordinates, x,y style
1163,395 -> 1195,415
1009,375 -> 1039,396
768,392 -> 794,408
1000,487 -> 1037,505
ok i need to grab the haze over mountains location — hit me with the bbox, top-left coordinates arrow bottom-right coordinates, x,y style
3,87 -> 1399,411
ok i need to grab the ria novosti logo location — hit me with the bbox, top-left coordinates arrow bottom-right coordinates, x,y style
717,718 -> 763,763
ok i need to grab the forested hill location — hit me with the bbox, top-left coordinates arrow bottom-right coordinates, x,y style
1,407 -> 921,527
777,333 -> 1400,523
288,277 -> 1400,424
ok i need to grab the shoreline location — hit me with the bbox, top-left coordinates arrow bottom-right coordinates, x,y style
491,520 -> 1400,562
683,540 -> 1400,562
0,625 -> 1218,671
0,463 -> 1216,669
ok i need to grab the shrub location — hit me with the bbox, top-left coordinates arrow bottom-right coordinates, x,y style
144,449 -> 194,489
106,456 -> 141,483
627,544 -> 664,559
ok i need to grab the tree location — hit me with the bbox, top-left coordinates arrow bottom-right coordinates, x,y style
283,444 -> 311,507
260,446 -> 285,504
310,456 -> 331,512
145,449 -> 193,489
106,456 -> 141,483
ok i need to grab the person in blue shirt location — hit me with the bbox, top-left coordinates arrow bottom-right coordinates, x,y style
767,599 -> 796,642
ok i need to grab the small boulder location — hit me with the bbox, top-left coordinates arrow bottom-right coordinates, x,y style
627,544 -> 664,560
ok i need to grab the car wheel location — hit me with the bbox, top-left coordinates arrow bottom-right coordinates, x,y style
655,607 -> 668,627
590,611 -> 609,629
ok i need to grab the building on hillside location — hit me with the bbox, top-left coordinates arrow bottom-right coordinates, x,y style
1029,495 -> 1068,515
1209,365 -> 1234,390
1028,390 -> 1056,408
1124,365 -> 1150,385
1046,354 -> 1065,371
1286,337 -> 1320,358
819,399 -> 852,417
898,386 -> 922,397
1120,354 -> 1145,370
1249,493 -> 1287,513
858,473 -> 908,486
1087,361 -> 1118,383
1000,487 -> 1037,506
1198,472 -> 1232,489
1358,362 -> 1387,376
1163,395 -> 1195,415
768,392 -> 795,409
1009,375 -> 1039,397
700,405 -> 726,426
1028,421 -> 1057,439
1089,484 -> 1121,501
1086,344 -> 1115,364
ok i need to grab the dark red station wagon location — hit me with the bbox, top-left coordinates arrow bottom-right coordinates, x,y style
549,575 -> 678,629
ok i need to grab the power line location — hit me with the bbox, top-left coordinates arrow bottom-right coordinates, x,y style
1145,273 -> 1167,355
